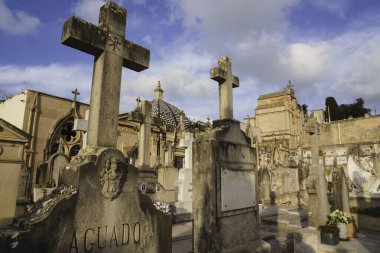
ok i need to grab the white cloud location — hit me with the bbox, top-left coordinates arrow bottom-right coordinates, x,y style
119,46 -> 217,118
162,0 -> 380,114
308,0 -> 349,18
0,0 -> 40,35
142,34 -> 153,45
328,28 -> 380,106
72,0 -> 106,24
166,0 -> 299,41
0,63 -> 93,102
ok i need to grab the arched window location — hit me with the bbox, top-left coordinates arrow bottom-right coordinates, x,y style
48,118 -> 82,158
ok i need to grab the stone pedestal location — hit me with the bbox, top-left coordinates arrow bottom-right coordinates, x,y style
157,166 -> 178,202
175,168 -> 192,214
307,188 -> 318,228
0,147 -> 172,253
175,132 -> 193,214
275,166 -> 299,205
193,119 -> 269,253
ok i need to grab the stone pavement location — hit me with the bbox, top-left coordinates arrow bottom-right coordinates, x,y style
172,206 -> 380,252
172,222 -> 192,253
172,221 -> 276,253
260,205 -> 380,253
260,204 -> 308,228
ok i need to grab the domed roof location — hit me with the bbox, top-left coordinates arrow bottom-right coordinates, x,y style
151,81 -> 191,130
152,99 -> 191,129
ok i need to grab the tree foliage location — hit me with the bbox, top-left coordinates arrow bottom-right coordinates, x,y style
324,97 -> 370,121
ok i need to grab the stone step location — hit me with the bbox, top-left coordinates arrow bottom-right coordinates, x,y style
318,242 -> 361,253
173,212 -> 192,224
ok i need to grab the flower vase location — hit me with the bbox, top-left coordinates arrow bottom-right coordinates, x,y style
337,222 -> 348,240
347,222 -> 357,238
33,188 -> 44,202
320,230 -> 340,245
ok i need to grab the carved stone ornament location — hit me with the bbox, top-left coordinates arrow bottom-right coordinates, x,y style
100,157 -> 123,200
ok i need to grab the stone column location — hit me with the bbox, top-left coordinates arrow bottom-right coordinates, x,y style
306,117 -> 330,227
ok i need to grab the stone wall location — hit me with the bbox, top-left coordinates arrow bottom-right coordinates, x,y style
302,115 -> 380,147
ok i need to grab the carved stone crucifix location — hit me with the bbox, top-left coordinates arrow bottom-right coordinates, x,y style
61,1 -> 150,147
210,56 -> 239,119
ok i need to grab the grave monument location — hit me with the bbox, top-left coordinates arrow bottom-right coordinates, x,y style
332,167 -> 350,212
0,2 -> 171,252
305,117 -> 330,227
193,56 -> 270,252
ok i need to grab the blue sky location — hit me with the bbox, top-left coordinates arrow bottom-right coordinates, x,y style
1,0 -> 380,121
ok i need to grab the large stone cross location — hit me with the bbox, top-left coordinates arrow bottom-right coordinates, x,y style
61,1 -> 149,147
210,56 -> 239,119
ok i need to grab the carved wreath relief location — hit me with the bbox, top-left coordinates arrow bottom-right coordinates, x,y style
100,158 -> 123,200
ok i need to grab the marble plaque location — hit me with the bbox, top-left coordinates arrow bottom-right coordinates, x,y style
324,148 -> 335,156
337,156 -> 347,165
221,168 -> 256,212
303,150 -> 312,158
325,156 -> 335,166
336,147 -> 347,156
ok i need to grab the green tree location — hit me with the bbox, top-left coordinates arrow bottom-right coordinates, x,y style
325,97 -> 341,121
325,97 -> 371,121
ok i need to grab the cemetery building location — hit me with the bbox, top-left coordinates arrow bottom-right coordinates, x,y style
0,90 -> 89,206
245,82 -> 306,205
0,118 -> 29,225
248,83 -> 380,208
0,83 -> 193,215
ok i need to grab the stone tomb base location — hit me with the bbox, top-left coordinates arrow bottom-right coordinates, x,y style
193,120 -> 270,253
0,147 -> 171,253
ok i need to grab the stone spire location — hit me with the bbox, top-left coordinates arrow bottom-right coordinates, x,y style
154,81 -> 163,100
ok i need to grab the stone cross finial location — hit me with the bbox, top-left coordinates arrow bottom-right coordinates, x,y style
71,88 -> 80,102
62,1 -> 149,147
154,81 -> 163,100
210,56 -> 239,119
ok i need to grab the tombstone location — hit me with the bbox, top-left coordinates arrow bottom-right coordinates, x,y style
260,169 -> 271,206
274,161 -> 300,205
46,152 -> 70,184
0,2 -> 171,252
157,139 -> 179,201
332,168 -> 349,212
175,132 -> 194,215
193,57 -> 270,252
305,117 -> 330,227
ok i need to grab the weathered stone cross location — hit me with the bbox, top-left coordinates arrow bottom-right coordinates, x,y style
61,1 -> 149,147
71,88 -> 80,103
210,56 -> 239,119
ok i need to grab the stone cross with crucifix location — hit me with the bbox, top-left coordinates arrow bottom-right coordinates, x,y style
210,56 -> 239,119
61,1 -> 149,148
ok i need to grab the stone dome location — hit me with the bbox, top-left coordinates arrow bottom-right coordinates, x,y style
151,81 -> 191,130
152,99 -> 191,129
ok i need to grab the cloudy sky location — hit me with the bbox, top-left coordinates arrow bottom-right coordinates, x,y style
1,0 -> 380,121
